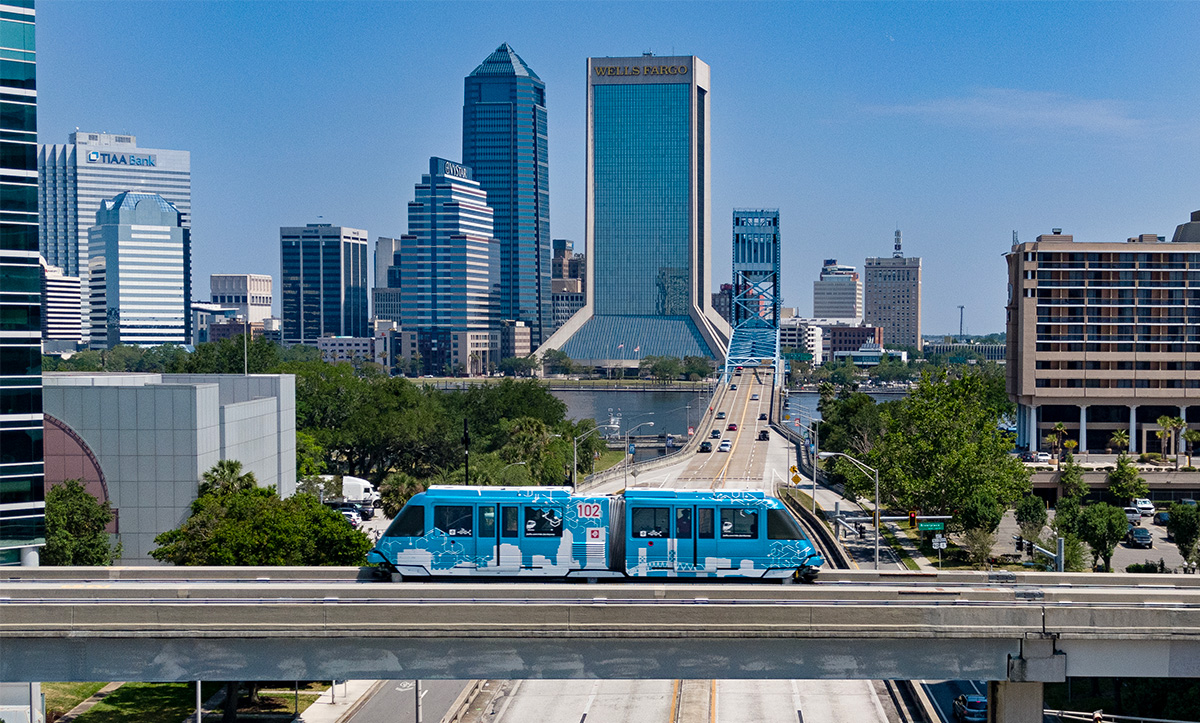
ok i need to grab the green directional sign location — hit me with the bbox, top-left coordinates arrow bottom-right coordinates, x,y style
918,521 -> 945,531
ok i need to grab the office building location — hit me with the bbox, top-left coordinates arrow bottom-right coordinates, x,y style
864,230 -> 923,350
43,372 -> 296,561
398,157 -> 499,375
712,283 -> 733,324
924,342 -> 1006,363
41,257 -> 82,348
0,0 -> 41,567
542,54 -> 729,366
39,132 -> 190,281
191,301 -> 238,345
779,318 -> 824,365
499,319 -> 531,361
463,43 -> 550,347
316,336 -> 374,364
373,236 -> 403,323
826,324 -> 883,355
813,259 -> 862,322
552,279 -> 585,330
1006,214 -> 1200,455
208,319 -> 266,343
87,192 -> 191,349
210,274 -> 272,324
280,224 -> 369,344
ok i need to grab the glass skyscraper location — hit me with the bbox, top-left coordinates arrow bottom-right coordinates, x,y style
0,0 -> 42,565
280,224 -> 369,344
462,43 -> 550,347
543,55 -> 729,366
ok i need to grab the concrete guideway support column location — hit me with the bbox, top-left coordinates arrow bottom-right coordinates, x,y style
1130,404 -> 1138,454
1079,405 -> 1088,455
990,638 -> 1065,723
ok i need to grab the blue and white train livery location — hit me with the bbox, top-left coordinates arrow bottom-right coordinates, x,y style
367,486 -> 824,582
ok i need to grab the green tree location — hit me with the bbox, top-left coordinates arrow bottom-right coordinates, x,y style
1167,503 -> 1200,563
1051,494 -> 1083,537
862,370 -> 1030,515
961,528 -> 996,568
1078,503 -> 1129,572
541,348 -> 574,375
1185,429 -> 1200,468
379,472 -> 426,518
295,430 -> 326,478
1057,452 -> 1089,499
1107,453 -> 1148,502
681,355 -> 715,380
1014,495 -> 1048,542
498,356 -> 539,377
816,389 -> 883,458
43,479 -> 122,565
957,490 -> 1004,534
1109,429 -> 1129,454
199,459 -> 257,496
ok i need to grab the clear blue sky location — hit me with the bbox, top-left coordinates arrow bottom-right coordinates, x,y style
36,1 -> 1200,335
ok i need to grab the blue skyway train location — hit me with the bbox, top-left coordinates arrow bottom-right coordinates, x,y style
368,486 -> 825,582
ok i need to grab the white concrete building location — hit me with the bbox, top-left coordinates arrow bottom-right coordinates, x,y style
210,273 -> 272,324
812,258 -> 862,322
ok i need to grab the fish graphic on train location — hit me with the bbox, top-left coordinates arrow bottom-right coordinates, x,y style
367,486 -> 824,582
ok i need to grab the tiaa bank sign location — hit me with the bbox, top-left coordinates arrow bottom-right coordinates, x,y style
86,151 -> 157,167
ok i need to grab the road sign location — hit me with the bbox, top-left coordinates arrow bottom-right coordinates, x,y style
791,474 -> 803,485
627,444 -> 636,455
790,465 -> 798,474
918,521 -> 945,531
932,534 -> 947,550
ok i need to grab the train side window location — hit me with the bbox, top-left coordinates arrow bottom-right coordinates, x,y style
675,508 -> 693,539
631,507 -> 670,538
525,506 -> 563,537
479,506 -> 496,538
698,508 -> 714,539
767,508 -> 805,540
502,506 -> 519,538
720,508 -> 759,539
386,504 -> 425,538
434,505 -> 473,537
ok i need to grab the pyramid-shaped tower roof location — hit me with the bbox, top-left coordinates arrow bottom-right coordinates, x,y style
468,42 -> 540,80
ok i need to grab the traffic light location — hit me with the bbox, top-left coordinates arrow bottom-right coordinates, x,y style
1025,539 -> 1034,554
908,511 -> 917,528
1015,534 -> 1023,551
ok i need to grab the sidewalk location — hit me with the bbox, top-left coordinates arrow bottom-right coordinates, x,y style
297,680 -> 381,723
58,682 -> 124,723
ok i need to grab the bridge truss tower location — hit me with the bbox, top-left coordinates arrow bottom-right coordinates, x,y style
726,209 -> 781,380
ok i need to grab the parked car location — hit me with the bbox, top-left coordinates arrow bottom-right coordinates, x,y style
340,510 -> 362,529
1034,452 -> 1051,463
710,429 -> 722,439
1126,526 -> 1153,549
757,430 -> 770,441
698,441 -> 713,453
328,501 -> 374,521
1133,498 -> 1155,517
953,694 -> 987,723
716,411 -> 727,419
1125,507 -> 1143,525
758,413 -> 768,421
1153,511 -> 1170,526
718,439 -> 732,452
727,423 -> 739,431
1183,499 -> 1197,506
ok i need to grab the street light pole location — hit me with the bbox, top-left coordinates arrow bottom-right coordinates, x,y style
573,424 -> 617,489
624,421 -> 655,488
818,451 -> 881,570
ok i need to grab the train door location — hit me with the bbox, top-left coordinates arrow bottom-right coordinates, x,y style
628,505 -> 672,572
491,504 -> 521,572
695,507 -> 717,572
675,506 -> 696,570
715,505 -> 763,575
432,503 -> 477,569
476,504 -> 498,569
523,503 -> 565,570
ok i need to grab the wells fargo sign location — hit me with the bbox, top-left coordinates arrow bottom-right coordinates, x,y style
594,64 -> 689,77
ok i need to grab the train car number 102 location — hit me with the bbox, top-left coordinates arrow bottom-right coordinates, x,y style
577,502 -> 602,519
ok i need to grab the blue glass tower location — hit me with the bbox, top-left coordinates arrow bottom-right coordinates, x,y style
462,43 -> 550,347
0,0 -> 41,565
280,224 -> 369,344
542,55 -> 729,367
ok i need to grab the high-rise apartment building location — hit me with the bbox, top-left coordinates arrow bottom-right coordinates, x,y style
398,158 -> 499,375
542,54 -> 729,365
1007,214 -> 1200,457
210,274 -> 272,323
864,231 -> 923,350
87,193 -> 191,349
40,258 -> 82,346
463,43 -> 550,347
38,131 -> 191,278
813,258 -> 862,322
0,0 -> 42,566
280,224 -> 369,344
373,236 -> 403,323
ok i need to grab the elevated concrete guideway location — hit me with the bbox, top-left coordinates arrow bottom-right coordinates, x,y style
3,571 -> 1200,684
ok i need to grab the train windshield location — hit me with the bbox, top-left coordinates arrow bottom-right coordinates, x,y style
766,508 -> 805,540
385,504 -> 425,538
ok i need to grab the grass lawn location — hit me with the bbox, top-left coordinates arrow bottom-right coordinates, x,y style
71,682 -> 222,723
593,449 -> 626,474
234,691 -> 322,716
43,682 -> 106,718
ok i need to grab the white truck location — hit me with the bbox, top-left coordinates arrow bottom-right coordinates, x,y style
319,474 -> 381,508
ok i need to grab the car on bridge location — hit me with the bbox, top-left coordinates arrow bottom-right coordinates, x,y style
711,429 -> 721,439
727,423 -> 738,431
1126,526 -> 1153,549
731,384 -> 738,390
751,393 -> 759,400
718,439 -> 732,452
952,694 -> 987,722
698,441 -> 713,453
716,411 -> 727,419
757,430 -> 770,441
758,413 -> 768,420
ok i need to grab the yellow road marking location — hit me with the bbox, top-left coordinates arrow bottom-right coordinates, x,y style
669,678 -> 680,722
709,678 -> 717,723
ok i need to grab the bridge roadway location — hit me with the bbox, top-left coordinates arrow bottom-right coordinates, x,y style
3,569 -> 1199,685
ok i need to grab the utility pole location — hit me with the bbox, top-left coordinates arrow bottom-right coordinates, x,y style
462,418 -> 470,485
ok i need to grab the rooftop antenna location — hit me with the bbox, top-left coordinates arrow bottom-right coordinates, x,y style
1013,230 -> 1019,244
958,305 -> 965,338
893,229 -> 903,258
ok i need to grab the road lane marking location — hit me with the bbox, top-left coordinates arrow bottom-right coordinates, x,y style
668,679 -> 680,722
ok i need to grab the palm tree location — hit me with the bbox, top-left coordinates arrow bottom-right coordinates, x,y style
1169,416 -> 1188,469
1185,429 -> 1200,468
199,459 -> 257,496
1109,429 -> 1129,455
1063,439 -> 1078,459
1156,415 -> 1176,463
